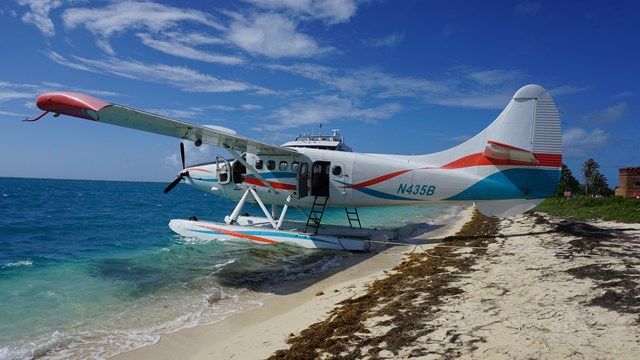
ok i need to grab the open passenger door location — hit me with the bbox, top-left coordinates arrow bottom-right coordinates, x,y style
297,162 -> 309,199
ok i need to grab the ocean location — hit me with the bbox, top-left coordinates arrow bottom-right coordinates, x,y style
0,177 -> 451,359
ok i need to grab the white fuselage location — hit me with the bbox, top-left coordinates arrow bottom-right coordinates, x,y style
183,146 -> 559,211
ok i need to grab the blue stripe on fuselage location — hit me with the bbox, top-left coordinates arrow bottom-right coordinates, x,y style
445,168 -> 561,201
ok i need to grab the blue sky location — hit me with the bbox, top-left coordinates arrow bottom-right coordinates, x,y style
1,1 -> 638,187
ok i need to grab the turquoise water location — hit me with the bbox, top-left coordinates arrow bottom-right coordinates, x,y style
0,178 -> 450,359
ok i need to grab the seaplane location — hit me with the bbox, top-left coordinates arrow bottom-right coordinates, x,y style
27,84 -> 562,251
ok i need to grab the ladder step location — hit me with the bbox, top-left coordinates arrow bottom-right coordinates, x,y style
345,207 -> 362,229
305,196 -> 328,233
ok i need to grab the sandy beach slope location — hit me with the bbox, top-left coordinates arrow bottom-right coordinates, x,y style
114,209 -> 640,359
112,207 -> 473,360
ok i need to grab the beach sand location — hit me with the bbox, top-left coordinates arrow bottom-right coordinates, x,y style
112,207 -> 472,360
112,209 -> 640,359
403,213 -> 640,359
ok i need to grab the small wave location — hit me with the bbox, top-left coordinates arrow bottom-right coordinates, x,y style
2,260 -> 33,268
0,330 -> 69,360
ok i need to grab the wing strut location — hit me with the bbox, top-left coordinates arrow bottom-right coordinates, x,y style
223,144 -> 279,194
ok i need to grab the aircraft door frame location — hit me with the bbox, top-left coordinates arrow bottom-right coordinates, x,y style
216,155 -> 232,185
297,161 -> 309,199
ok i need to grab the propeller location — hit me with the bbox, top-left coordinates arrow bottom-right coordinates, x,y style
164,142 -> 189,193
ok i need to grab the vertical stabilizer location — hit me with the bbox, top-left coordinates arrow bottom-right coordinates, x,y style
432,84 -> 562,216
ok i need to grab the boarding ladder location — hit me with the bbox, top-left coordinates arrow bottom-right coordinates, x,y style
305,196 -> 328,234
345,207 -> 362,229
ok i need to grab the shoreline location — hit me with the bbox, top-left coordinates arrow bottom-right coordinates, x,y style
112,206 -> 473,360
111,208 -> 640,359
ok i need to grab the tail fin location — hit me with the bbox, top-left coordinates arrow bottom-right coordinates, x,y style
427,84 -> 562,216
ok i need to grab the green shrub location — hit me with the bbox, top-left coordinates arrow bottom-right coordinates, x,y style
534,196 -> 640,223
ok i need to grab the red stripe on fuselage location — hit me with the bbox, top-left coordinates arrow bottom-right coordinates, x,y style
244,177 -> 297,190
342,169 -> 412,189
185,167 -> 213,173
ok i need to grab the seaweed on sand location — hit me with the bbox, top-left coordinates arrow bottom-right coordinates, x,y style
268,210 -> 499,359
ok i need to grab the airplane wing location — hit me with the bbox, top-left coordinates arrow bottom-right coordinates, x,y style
34,92 -> 297,156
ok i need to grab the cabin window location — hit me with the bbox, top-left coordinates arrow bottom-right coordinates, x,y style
332,165 -> 342,176
291,161 -> 299,172
267,160 -> 276,170
255,160 -> 263,170
279,161 -> 288,171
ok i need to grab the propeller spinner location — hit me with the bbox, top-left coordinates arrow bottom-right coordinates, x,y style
164,142 -> 189,193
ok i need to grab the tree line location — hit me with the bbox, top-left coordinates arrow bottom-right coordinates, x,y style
555,158 -> 613,197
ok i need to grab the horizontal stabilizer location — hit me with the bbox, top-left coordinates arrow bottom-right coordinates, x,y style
483,141 -> 539,164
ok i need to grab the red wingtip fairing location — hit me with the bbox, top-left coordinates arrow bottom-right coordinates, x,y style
36,92 -> 110,121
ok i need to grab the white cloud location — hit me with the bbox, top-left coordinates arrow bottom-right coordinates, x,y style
208,104 -> 263,111
45,51 -> 270,94
466,69 -> 526,86
44,50 -> 94,71
61,1 -> 224,55
312,0 -> 358,24
17,0 -> 64,37
430,92 -> 512,109
362,32 -> 405,48
267,63 -> 533,109
548,85 -> 589,96
227,12 -> 332,58
581,102 -> 629,124
167,31 -> 228,46
0,90 -> 35,102
267,63 -> 447,98
0,80 -> 121,103
0,82 -> 39,103
259,95 -> 402,131
241,0 -> 357,24
137,33 -> 245,65
62,1 -> 222,38
0,110 -> 27,116
563,127 -> 611,158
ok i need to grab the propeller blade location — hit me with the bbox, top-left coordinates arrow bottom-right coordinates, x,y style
164,176 -> 182,194
180,142 -> 186,169
164,143 -> 190,194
